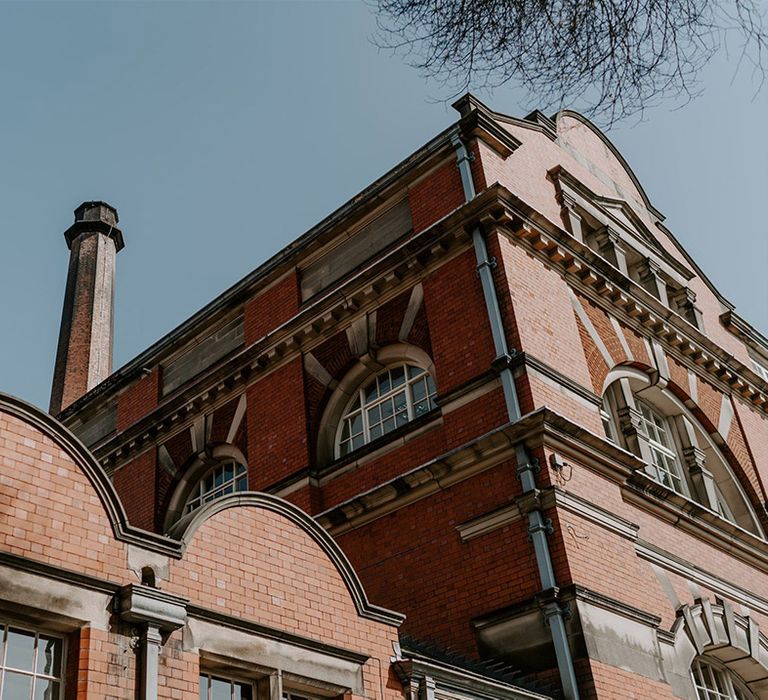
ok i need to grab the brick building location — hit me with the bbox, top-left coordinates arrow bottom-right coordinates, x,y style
2,95 -> 767,699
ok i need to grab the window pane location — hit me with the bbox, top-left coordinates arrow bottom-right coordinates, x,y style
33,679 -> 60,700
338,364 -> 438,457
413,400 -> 429,416
6,628 -> 36,671
211,677 -> 230,700
3,670 -> 33,698
234,682 -> 253,700
199,676 -> 209,700
35,636 -> 61,677
365,381 -> 379,403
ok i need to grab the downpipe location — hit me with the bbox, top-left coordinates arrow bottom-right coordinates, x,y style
451,130 -> 580,700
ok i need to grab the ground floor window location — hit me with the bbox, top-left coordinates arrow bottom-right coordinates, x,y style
199,673 -> 253,700
0,623 -> 63,699
692,658 -> 754,700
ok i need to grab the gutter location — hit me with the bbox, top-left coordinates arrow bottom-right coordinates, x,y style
450,128 -> 581,700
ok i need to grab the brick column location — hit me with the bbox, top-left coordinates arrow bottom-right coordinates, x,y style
50,201 -> 124,414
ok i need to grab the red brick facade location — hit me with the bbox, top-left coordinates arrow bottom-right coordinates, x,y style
5,96 -> 768,699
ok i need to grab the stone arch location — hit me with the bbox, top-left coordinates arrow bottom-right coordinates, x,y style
162,442 -> 248,532
166,491 -> 404,626
601,363 -> 764,535
316,342 -> 437,465
665,598 -> 768,698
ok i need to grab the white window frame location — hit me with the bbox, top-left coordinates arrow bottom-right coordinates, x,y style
184,460 -> 248,515
0,622 -> 65,699
691,657 -> 754,700
635,400 -> 688,495
335,363 -> 437,458
600,397 -> 618,443
752,359 -> 768,383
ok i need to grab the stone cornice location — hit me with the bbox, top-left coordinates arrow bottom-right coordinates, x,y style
623,472 -> 768,571
317,405 -> 768,574
87,189 -> 501,470
458,105 -> 523,158
188,605 -> 370,665
721,310 -> 768,364
70,185 -> 767,475
474,185 -> 768,414
636,540 -> 768,616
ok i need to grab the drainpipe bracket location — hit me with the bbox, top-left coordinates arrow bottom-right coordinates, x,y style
476,256 -> 497,275
535,587 -> 572,625
491,352 -> 517,373
516,457 -> 540,479
528,518 -> 554,539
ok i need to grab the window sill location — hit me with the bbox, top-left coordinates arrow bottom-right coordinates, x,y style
315,410 -> 443,483
625,469 -> 765,544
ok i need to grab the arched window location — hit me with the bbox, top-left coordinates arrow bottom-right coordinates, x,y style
691,658 -> 755,700
635,399 -> 685,493
183,460 -> 247,515
601,368 -> 763,535
337,363 -> 437,458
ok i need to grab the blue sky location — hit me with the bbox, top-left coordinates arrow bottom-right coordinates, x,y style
0,1 -> 766,410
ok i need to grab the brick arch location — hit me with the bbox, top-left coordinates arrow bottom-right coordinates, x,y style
166,491 -> 404,627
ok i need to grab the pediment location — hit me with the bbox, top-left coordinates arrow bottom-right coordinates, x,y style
550,166 -> 694,281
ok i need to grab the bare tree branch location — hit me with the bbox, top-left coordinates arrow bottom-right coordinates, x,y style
371,0 -> 767,126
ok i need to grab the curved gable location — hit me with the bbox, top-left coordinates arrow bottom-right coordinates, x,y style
167,493 -> 403,644
0,392 -> 131,578
555,111 -> 656,219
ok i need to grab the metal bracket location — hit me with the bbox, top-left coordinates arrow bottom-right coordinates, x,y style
515,457 -> 540,480
476,257 -> 497,275
456,151 -> 475,165
528,518 -> 554,539
542,602 -> 572,627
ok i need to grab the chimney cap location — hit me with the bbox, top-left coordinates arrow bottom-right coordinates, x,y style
64,200 -> 124,251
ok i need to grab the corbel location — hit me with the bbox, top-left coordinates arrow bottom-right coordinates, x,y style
116,584 -> 188,700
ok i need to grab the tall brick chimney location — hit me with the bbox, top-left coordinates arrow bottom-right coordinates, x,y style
50,201 -> 125,415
